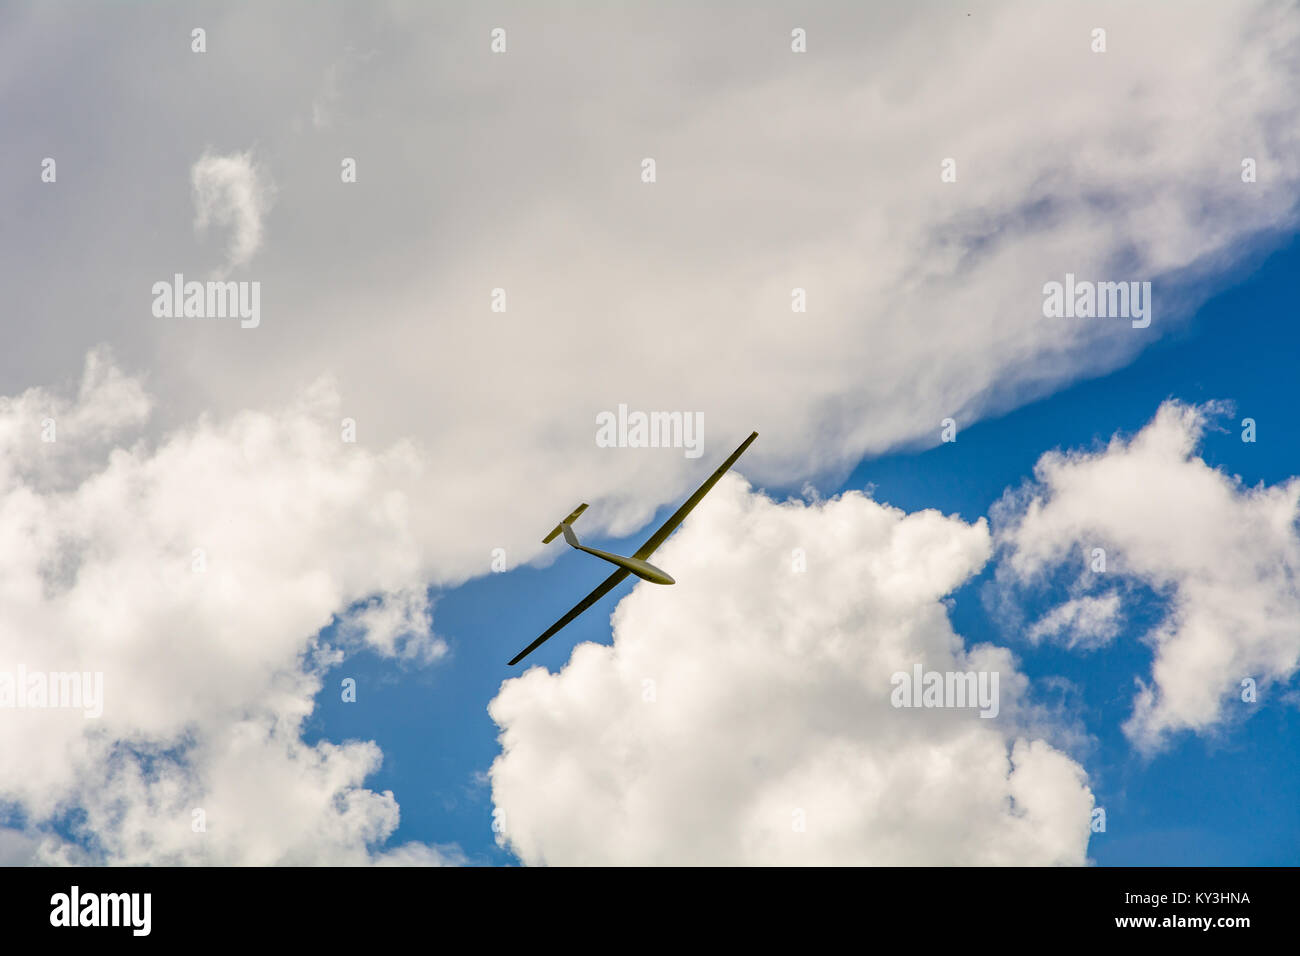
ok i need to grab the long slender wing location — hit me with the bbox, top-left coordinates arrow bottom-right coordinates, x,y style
632,431 -> 758,560
508,431 -> 757,666
508,567 -> 631,665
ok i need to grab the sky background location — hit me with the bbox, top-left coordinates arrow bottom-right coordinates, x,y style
309,234 -> 1300,865
1,0 -> 1298,865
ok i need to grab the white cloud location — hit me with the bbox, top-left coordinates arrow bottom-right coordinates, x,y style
371,842 -> 466,867
1027,593 -> 1124,651
995,401 -> 1300,751
0,353 -> 456,864
4,1 -> 1299,592
489,477 -> 1094,865
0,0 -> 1296,864
191,149 -> 274,277
336,588 -> 447,664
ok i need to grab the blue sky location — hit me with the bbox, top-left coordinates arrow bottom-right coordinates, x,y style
306,235 -> 1300,866
5,0 -> 1300,868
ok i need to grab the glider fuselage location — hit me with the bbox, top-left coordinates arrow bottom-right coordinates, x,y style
510,430 -> 757,665
573,543 -> 675,585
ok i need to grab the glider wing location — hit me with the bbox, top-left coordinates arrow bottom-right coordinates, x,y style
507,430 -> 758,665
508,566 -> 632,665
631,431 -> 758,560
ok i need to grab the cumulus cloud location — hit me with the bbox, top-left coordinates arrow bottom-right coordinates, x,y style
489,477 -> 1094,865
191,149 -> 274,277
995,401 -> 1300,751
0,352 -> 456,864
1,0 -> 1297,865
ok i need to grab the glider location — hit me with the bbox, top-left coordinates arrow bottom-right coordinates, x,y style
508,430 -> 758,665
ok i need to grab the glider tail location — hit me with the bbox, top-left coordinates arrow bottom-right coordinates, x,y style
542,503 -> 588,544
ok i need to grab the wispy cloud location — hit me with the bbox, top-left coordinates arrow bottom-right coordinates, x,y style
191,149 -> 274,278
